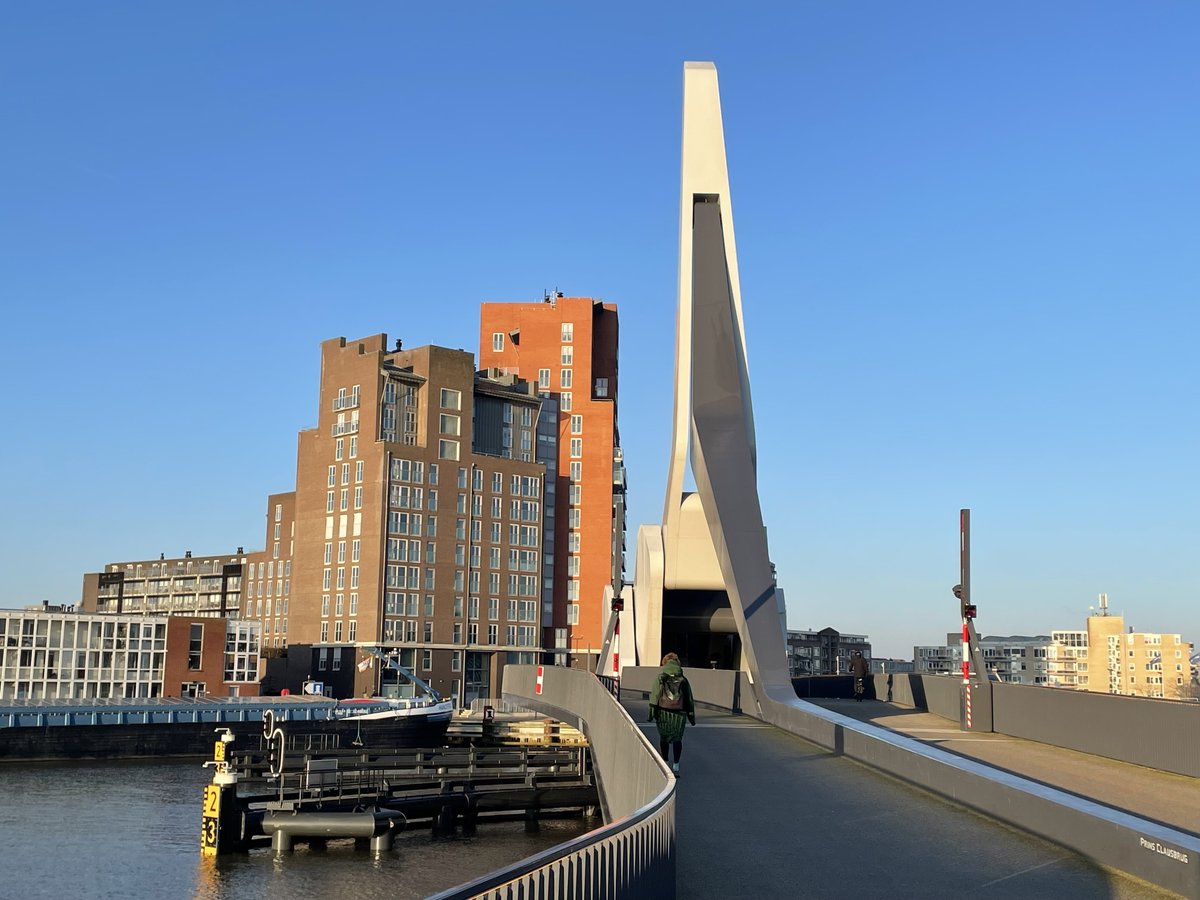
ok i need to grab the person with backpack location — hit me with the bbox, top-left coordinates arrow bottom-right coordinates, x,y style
649,652 -> 695,776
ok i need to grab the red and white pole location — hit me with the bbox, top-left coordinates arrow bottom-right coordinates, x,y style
962,621 -> 972,728
612,615 -> 620,676
961,622 -> 970,685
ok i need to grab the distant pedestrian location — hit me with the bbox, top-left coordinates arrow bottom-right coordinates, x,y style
649,652 -> 695,776
850,650 -> 870,701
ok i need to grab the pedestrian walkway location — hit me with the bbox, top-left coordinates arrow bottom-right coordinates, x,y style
807,697 -> 1200,836
623,694 -> 1177,899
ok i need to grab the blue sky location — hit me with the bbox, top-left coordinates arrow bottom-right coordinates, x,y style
1,3 -> 1196,658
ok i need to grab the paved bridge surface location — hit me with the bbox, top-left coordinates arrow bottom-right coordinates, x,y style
808,697 -> 1199,836
624,693 -> 1180,899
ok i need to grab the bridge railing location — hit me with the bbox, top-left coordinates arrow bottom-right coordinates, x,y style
430,665 -> 675,900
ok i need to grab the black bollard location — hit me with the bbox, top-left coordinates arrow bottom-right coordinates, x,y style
461,806 -> 478,837
435,805 -> 457,837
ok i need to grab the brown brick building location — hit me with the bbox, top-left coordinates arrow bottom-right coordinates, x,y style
161,615 -> 261,698
242,491 -> 296,651
478,296 -> 624,667
285,335 -> 550,704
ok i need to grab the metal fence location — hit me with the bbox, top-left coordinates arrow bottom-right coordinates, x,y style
431,666 -> 675,899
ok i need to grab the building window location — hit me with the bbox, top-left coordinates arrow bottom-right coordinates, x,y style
188,624 -> 203,670
440,388 -> 461,410
570,438 -> 582,458
560,369 -> 572,389
561,346 -> 573,365
327,466 -> 336,487
561,322 -> 573,343
561,392 -> 571,411
568,604 -> 580,625
570,414 -> 583,434
537,368 -> 550,389
492,332 -> 505,352
595,377 -> 609,398
440,414 -> 460,436
439,440 -> 460,461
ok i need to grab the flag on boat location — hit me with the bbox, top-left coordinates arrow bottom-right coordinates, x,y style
357,656 -> 373,672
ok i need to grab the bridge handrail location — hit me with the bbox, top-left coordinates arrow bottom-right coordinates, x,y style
430,664 -> 675,900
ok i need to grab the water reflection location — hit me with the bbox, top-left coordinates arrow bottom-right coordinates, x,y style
0,760 -> 589,900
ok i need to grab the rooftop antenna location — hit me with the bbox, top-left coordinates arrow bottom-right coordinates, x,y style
1098,592 -> 1109,616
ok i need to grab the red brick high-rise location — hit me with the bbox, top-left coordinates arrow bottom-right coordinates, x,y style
479,295 -> 624,667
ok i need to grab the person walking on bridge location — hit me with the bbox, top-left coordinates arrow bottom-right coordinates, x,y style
649,652 -> 695,776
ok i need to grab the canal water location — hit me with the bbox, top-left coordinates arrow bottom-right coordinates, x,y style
0,759 -> 592,899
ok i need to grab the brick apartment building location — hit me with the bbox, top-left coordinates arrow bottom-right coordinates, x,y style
76,303 -> 622,703
478,295 -> 625,667
281,335 -> 551,705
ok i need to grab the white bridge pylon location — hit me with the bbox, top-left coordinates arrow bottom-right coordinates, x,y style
621,62 -> 791,695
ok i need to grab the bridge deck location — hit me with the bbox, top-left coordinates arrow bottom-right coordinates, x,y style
807,697 -> 1199,837
624,694 -> 1175,899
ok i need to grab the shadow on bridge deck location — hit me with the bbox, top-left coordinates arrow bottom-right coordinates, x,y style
623,694 -> 1179,899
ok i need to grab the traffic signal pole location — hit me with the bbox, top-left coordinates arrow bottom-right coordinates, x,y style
957,509 -> 993,732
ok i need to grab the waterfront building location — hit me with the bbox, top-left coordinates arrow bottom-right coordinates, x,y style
81,550 -> 247,617
913,642 -> 960,677
283,335 -> 550,705
243,491 -> 297,651
478,294 -> 624,669
1047,606 -> 1192,698
786,628 -> 871,676
914,606 -> 1194,697
915,634 -> 1051,684
1046,630 -> 1088,689
0,606 -> 260,700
